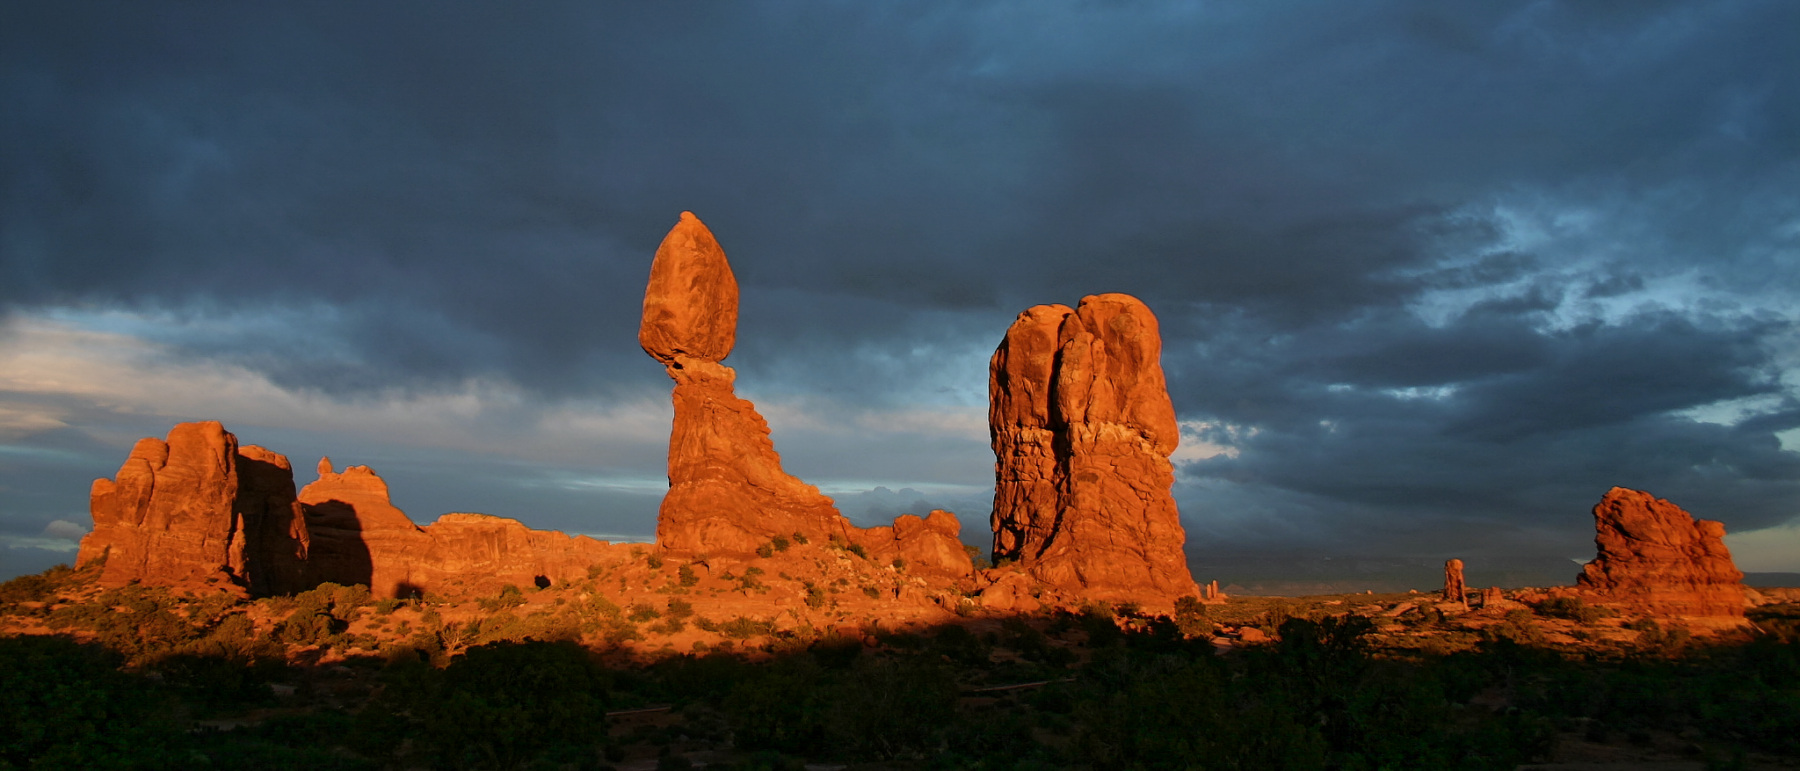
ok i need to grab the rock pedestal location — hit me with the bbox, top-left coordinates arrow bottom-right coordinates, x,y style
987,294 -> 1199,608
1575,487 -> 1746,620
640,212 -> 860,555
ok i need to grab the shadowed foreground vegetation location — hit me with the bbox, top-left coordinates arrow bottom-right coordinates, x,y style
4,566 -> 1799,770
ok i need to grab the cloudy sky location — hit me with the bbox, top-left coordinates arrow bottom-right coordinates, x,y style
3,2 -> 1797,588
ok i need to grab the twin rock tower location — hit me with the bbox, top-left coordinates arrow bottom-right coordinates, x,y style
641,211 -> 1200,609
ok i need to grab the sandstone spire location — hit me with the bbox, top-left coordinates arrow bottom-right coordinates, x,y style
641,212 -> 852,554
1443,559 -> 1466,605
987,294 -> 1199,607
1576,486 -> 1746,620
77,421 -> 309,595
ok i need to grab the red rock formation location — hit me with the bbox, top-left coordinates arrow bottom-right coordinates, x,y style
1443,559 -> 1467,605
987,294 -> 1199,608
856,510 -> 976,577
1201,580 -> 1225,603
236,445 -> 310,596
298,458 -> 627,598
640,211 -> 739,366
77,421 -> 310,595
1576,487 -> 1746,620
641,212 -> 857,555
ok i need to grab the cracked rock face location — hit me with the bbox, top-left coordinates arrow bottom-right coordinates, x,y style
1576,486 -> 1746,619
987,293 -> 1198,607
78,421 -> 307,595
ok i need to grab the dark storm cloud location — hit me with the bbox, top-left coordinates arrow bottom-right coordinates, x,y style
2,1 -> 1798,580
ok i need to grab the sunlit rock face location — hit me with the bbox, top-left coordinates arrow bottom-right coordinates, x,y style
77,421 -> 308,595
297,458 -> 623,598
77,421 -> 627,599
640,211 -> 739,366
1443,559 -> 1467,605
641,212 -> 858,555
987,294 -> 1199,608
858,510 -> 977,578
1576,487 -> 1747,620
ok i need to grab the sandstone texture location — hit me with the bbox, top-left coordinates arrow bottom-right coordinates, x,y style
76,421 -> 632,599
641,212 -> 859,555
856,510 -> 976,578
640,211 -> 739,366
297,459 -> 627,598
1443,559 -> 1467,605
1576,487 -> 1747,620
78,421 -> 308,595
987,294 -> 1199,608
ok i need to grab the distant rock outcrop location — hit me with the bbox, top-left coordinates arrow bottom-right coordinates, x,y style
640,212 -> 860,555
1443,559 -> 1466,605
78,421 -> 308,595
858,510 -> 976,577
1576,487 -> 1747,620
987,294 -> 1199,608
296,458 -> 626,598
77,421 -> 630,598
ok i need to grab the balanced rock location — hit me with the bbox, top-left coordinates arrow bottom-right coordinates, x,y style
1575,487 -> 1746,620
987,294 -> 1199,608
640,210 -> 739,366
78,421 -> 309,594
642,212 -> 855,554
1443,559 -> 1467,605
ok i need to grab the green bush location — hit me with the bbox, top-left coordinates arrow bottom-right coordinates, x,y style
0,563 -> 82,605
0,635 -> 189,768
1534,596 -> 1609,623
376,640 -> 613,769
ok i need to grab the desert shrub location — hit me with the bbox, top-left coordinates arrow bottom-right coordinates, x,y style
722,657 -> 828,754
0,635 -> 189,768
45,585 -> 203,663
378,640 -> 613,769
667,598 -> 695,619
478,583 -> 526,612
847,543 -> 868,559
152,651 -> 281,715
275,605 -> 344,647
824,656 -> 957,760
720,616 -> 774,640
0,564 -> 82,605
679,564 -> 699,587
790,532 -> 809,545
1487,609 -> 1546,646
804,585 -> 827,609
649,617 -> 688,635
647,553 -> 665,569
629,602 -> 663,622
756,543 -> 775,558
1534,596 -> 1608,623
1174,595 -> 1209,637
1071,653 -> 1326,770
928,623 -> 991,666
772,536 -> 791,552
